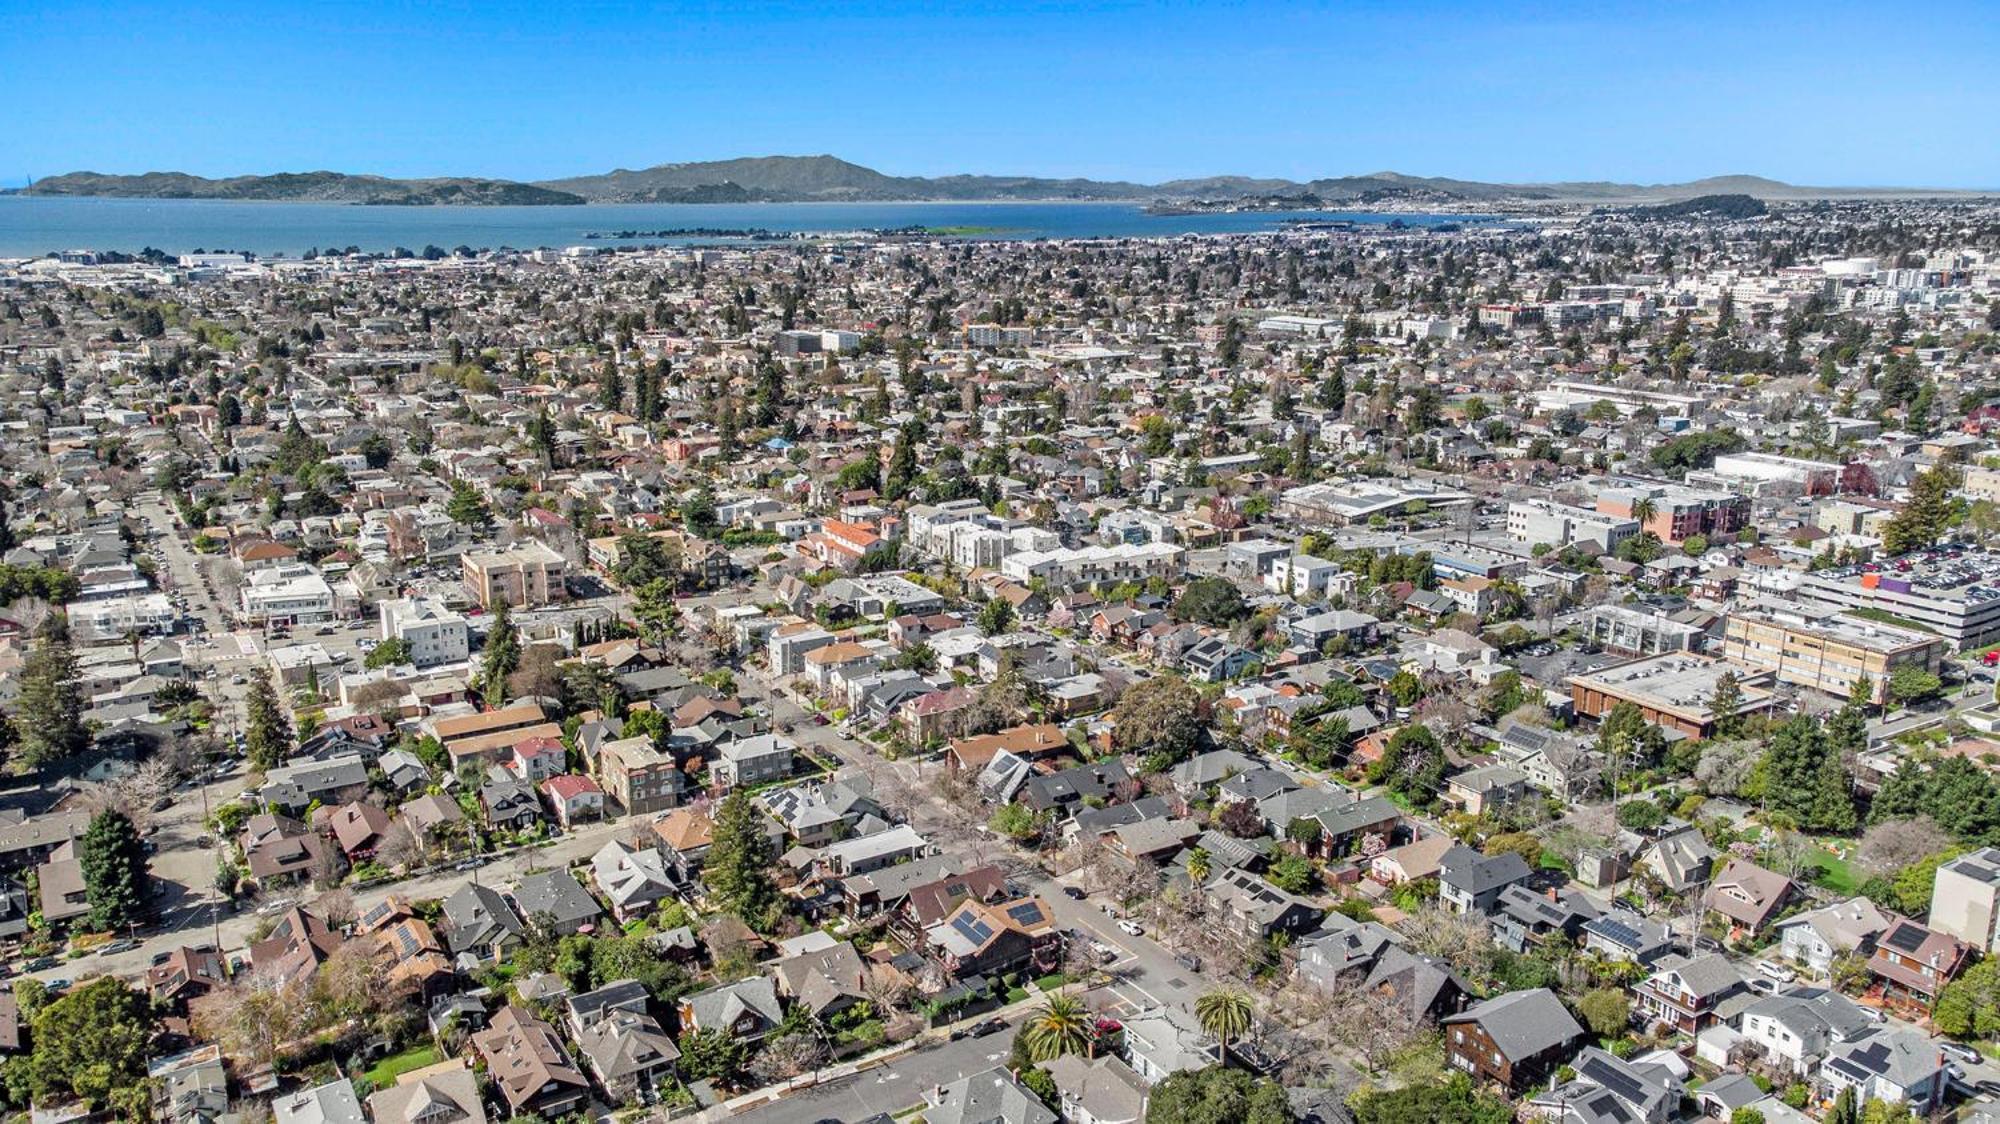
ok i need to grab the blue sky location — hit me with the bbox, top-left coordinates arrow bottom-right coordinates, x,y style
4,0 -> 1996,187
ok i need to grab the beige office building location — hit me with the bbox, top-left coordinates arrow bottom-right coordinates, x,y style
1721,609 -> 1943,705
462,541 -> 567,610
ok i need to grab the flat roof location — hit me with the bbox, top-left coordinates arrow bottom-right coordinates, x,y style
1570,653 -> 1773,719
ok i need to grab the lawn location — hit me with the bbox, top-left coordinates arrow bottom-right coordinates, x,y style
1807,849 -> 1859,895
364,1045 -> 440,1089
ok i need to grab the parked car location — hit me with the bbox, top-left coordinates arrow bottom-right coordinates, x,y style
1116,919 -> 1143,937
1755,960 -> 1796,983
98,940 -> 139,957
1062,886 -> 1086,900
1174,952 -> 1203,972
22,957 -> 58,972
968,1017 -> 1008,1037
1940,1042 -> 1982,1066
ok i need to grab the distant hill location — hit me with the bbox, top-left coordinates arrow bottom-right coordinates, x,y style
1624,193 -> 1770,220
21,170 -> 585,206
15,158 -> 1990,205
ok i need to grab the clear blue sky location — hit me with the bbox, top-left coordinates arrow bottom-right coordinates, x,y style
4,0 -> 1996,188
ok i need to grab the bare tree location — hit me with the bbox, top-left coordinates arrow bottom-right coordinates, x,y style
1398,904 -> 1495,984
312,888 -> 357,930
750,1030 -> 831,1085
1856,816 -> 1954,878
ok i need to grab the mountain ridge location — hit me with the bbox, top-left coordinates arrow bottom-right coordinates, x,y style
12,156 -> 1990,205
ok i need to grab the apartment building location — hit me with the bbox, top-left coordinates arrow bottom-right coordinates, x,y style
462,541 -> 567,610
1586,605 -> 1706,657
378,596 -> 470,667
597,735 -> 685,816
1721,609 -> 1944,705
1507,499 -> 1639,552
1595,485 -> 1750,546
1930,848 -> 2000,953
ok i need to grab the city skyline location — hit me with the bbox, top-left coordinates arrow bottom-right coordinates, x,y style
5,0 -> 1998,189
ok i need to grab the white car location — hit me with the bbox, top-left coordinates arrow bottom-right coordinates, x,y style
1116,919 -> 1143,937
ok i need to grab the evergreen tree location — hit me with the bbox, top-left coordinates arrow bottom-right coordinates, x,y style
445,480 -> 492,533
81,809 -> 148,930
882,417 -> 924,501
597,361 -> 624,411
1709,671 -> 1743,737
16,613 -> 88,769
481,600 -> 521,708
526,406 -> 556,467
706,791 -> 779,931
243,674 -> 292,771
1881,462 -> 1962,555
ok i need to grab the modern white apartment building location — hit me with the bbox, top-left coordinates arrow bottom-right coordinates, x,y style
1931,849 -> 2000,952
378,596 -> 471,667
1000,542 -> 1183,588
1507,499 -> 1640,552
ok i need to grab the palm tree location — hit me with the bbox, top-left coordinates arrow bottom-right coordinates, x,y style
1019,994 -> 1094,1062
1195,988 -> 1254,1061
1185,847 -> 1211,884
1629,497 -> 1657,528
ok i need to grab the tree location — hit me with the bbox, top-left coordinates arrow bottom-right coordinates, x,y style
1709,671 -> 1743,737
1185,847 -> 1212,884
445,479 -> 492,533
1856,817 -> 1954,878
14,613 -> 87,769
80,809 -> 148,931
706,791 -> 779,931
364,636 -> 410,669
1761,714 -> 1857,832
13,977 -> 156,1114
1174,577 -> 1249,627
1887,665 -> 1942,706
631,577 -> 682,646
1108,675 -> 1204,767
1145,1065 -> 1295,1124
1616,798 -> 1667,831
676,1026 -> 748,1085
1350,1073 -> 1512,1124
1267,854 -> 1316,894
1934,957 -> 2000,1039
243,673 -> 293,771
1880,462 -> 1962,555
1576,987 -> 1631,1038
990,802 -> 1039,842
1019,994 -> 1095,1062
479,599 -> 521,708
1195,989 -> 1254,1059
978,596 -> 1016,636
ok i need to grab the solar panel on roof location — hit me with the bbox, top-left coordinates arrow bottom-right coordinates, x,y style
1885,924 -> 1927,953
1005,902 -> 1045,926
1591,917 -> 1643,947
1584,1057 -> 1652,1106
951,915 -> 993,945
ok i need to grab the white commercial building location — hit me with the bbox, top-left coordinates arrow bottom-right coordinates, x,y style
378,596 -> 470,667
999,542 -> 1183,588
239,563 -> 337,625
69,593 -> 178,644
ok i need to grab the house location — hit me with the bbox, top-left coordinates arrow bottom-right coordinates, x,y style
1819,1026 -> 1950,1114
1182,636 -> 1255,682
320,801 -> 393,859
480,773 -> 544,832
241,813 -> 338,889
1739,987 -> 1877,1076
1704,857 -> 1795,933
1576,906 -> 1671,966
1866,918 -> 1968,1013
652,807 -> 715,876
1167,748 -> 1259,796
471,1006 -> 590,1118
1119,1005 -> 1219,1084
273,1080 -> 366,1124
1776,897 -> 1895,979
770,939 -> 872,1022
924,1067 -> 1059,1124
1201,866 -> 1324,941
1529,1046 -> 1682,1124
541,774 -> 605,829
1369,834 -> 1455,885
1022,761 -> 1133,818
1436,845 -> 1533,916
924,895 -> 1062,979
714,733 -> 796,789
589,839 -> 680,923
249,906 -> 346,986
1490,720 -> 1597,800
677,976 -> 783,1041
1442,988 -> 1585,1092
1490,884 -> 1600,954
509,869 -> 604,936
760,777 -> 885,848
566,980 -> 679,1103
1635,953 -> 1746,1036
1444,764 -> 1528,816
1043,1053 -> 1149,1124
146,945 -> 227,1011
441,882 -> 525,963
1307,792 -> 1402,856
1639,827 -> 1717,893
365,1058 -> 488,1124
